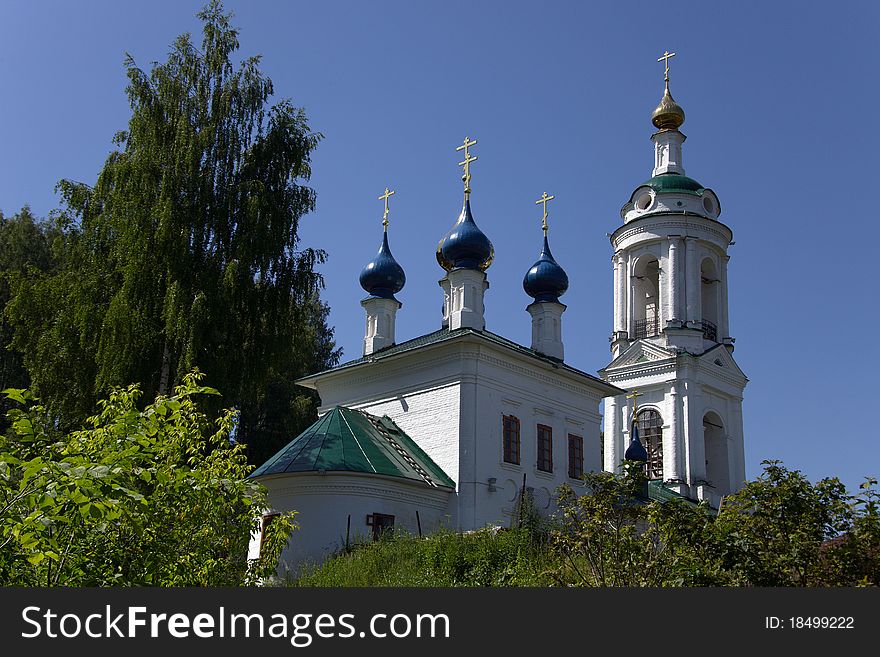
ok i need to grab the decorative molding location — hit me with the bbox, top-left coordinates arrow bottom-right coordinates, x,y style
613,217 -> 732,250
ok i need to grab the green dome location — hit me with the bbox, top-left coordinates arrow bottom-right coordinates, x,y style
641,173 -> 705,196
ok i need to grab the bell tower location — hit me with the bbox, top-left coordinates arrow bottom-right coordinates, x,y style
599,53 -> 748,508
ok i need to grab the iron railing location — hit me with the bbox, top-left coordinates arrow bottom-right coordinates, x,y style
633,317 -> 660,339
701,319 -> 717,342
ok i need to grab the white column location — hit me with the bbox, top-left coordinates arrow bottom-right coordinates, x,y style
361,297 -> 401,355
666,382 -> 682,482
720,254 -> 730,339
627,254 -> 635,336
438,276 -> 451,328
667,237 -> 681,324
685,238 -> 699,326
446,268 -> 489,331
527,301 -> 566,360
603,395 -> 622,474
613,253 -> 626,334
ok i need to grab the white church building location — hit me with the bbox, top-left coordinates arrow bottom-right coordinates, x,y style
250,60 -> 747,572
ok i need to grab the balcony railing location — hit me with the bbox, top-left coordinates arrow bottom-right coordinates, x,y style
633,317 -> 660,339
701,319 -> 717,342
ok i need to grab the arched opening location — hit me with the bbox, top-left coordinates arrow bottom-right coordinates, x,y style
700,257 -> 719,342
703,412 -> 730,496
637,408 -> 663,480
632,256 -> 660,338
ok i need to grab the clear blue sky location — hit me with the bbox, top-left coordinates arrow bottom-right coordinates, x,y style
1,0 -> 877,493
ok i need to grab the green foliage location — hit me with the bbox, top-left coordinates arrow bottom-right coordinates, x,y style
0,372 -> 296,586
4,0 -> 340,461
712,460 -> 852,586
0,208 -> 60,421
295,462 -> 879,588
550,467 -> 718,586
295,527 -> 553,587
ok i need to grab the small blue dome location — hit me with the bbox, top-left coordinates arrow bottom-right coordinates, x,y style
624,422 -> 648,462
359,232 -> 405,300
436,199 -> 494,271
523,235 -> 569,303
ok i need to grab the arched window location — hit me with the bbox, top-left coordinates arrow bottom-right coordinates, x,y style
700,257 -> 719,341
632,256 -> 661,338
637,409 -> 663,480
703,412 -> 730,496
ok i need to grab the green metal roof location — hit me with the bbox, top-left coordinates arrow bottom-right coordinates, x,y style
648,480 -> 716,514
250,406 -> 455,489
299,327 -> 623,396
641,173 -> 705,196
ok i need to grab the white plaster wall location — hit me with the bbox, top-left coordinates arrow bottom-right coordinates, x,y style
466,345 -> 601,529
255,472 -> 451,577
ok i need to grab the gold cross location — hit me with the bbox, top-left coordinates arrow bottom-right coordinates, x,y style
535,191 -> 555,236
456,136 -> 478,197
378,187 -> 395,231
626,389 -> 644,416
658,50 -> 676,88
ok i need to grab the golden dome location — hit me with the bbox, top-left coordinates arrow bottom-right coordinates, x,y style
651,86 -> 685,130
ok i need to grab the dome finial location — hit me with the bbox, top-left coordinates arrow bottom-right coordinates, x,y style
359,188 -> 405,300
523,191 -> 568,303
456,136 -> 478,200
536,191 -> 555,237
624,390 -> 648,463
652,50 -> 686,131
437,137 -> 494,272
378,187 -> 395,232
658,50 -> 675,93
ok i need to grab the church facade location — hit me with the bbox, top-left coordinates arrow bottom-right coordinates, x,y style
250,58 -> 747,572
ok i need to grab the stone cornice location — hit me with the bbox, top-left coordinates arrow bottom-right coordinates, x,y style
611,213 -> 733,250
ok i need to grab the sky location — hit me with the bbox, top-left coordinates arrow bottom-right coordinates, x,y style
1,0 -> 878,494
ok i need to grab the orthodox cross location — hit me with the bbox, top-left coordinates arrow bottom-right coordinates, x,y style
658,50 -> 676,89
457,136 -> 478,198
535,191 -> 555,236
379,187 -> 395,231
626,389 -> 644,419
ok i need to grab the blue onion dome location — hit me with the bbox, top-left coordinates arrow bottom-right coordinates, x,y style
436,199 -> 494,271
625,427 -> 648,462
359,232 -> 406,300
523,235 -> 569,303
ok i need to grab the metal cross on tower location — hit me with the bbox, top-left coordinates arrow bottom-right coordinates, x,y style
378,187 -> 395,231
535,191 -> 555,236
456,136 -> 478,198
657,50 -> 676,89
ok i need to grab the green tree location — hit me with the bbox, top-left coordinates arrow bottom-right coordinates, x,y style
0,372 -> 296,586
0,207 -> 60,424
6,0 -> 339,461
551,465 -> 717,587
815,477 -> 880,586
711,460 -> 852,586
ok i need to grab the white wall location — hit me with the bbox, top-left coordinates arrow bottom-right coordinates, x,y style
256,472 -> 452,578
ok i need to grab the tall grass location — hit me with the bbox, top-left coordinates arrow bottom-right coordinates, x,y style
293,526 -> 557,587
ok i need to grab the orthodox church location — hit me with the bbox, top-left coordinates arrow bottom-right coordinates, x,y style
249,55 -> 747,572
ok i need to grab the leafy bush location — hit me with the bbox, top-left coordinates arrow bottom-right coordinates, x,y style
0,372 -> 296,585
